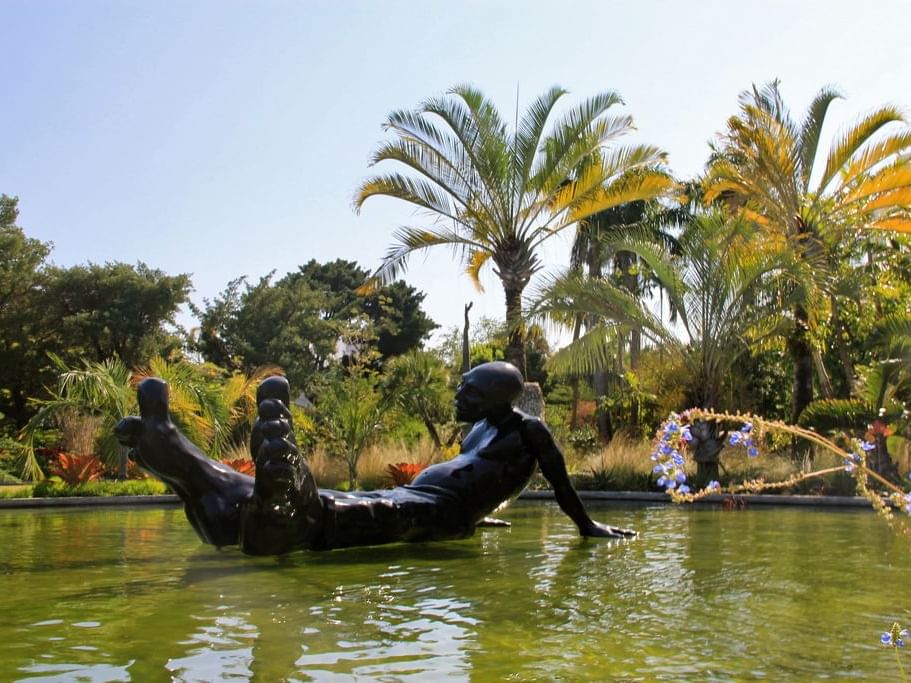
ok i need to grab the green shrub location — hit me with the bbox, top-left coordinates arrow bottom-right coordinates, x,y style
0,485 -> 33,499
566,426 -> 600,455
31,479 -> 169,497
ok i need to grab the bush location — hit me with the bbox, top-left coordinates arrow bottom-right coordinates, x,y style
31,479 -> 169,497
0,485 -> 33,499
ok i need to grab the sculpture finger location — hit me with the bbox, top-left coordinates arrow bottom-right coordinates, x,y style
137,378 -> 170,421
256,376 -> 291,409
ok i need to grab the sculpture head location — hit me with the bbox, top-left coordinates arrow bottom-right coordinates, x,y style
455,361 -> 524,423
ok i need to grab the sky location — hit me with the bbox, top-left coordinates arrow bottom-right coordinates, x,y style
2,0 -> 910,347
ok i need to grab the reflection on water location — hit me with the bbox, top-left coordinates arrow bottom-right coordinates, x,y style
1,502 -> 909,681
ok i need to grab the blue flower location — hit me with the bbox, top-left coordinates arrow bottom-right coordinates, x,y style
678,485 -> 691,494
883,632 -> 893,646
675,472 -> 687,483
680,426 -> 693,442
672,452 -> 685,466
860,440 -> 876,452
707,480 -> 720,491
747,446 -> 759,458
666,423 -> 679,433
657,476 -> 667,487
843,458 -> 856,473
741,423 -> 753,433
660,443 -> 672,455
729,432 -> 743,446
653,465 -> 665,474
666,480 -> 677,490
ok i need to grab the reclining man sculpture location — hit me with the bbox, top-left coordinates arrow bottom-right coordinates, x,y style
115,361 -> 636,554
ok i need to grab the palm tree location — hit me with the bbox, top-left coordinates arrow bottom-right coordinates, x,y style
354,84 -> 673,376
533,212 -> 798,481
566,198 -> 686,436
704,80 -> 911,425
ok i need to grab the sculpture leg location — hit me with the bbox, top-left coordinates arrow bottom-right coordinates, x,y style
115,378 -> 253,547
239,376 -> 325,555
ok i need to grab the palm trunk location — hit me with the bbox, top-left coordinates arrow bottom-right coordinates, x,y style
790,304 -> 814,458
691,419 -> 724,486
503,285 -> 526,377
830,295 -> 854,397
812,347 -> 834,400
790,304 -> 814,424
569,314 -> 583,429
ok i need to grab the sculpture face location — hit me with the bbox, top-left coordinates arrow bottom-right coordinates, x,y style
454,379 -> 490,423
454,362 -> 524,423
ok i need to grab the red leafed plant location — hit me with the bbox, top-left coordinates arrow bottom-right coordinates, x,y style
222,458 -> 256,476
48,453 -> 105,485
387,462 -> 426,486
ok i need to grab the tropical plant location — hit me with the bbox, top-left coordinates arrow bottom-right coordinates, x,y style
704,80 -> 911,424
19,355 -> 275,481
382,350 -> 454,449
386,462 -> 426,486
800,361 -> 906,478
318,362 -> 389,490
354,84 -> 674,375
800,312 -> 911,477
48,452 -> 105,485
19,355 -> 133,481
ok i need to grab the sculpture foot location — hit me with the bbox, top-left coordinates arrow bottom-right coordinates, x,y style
241,376 -> 323,555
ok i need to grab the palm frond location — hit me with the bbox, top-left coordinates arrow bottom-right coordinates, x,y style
819,106 -> 905,192
798,86 -> 842,191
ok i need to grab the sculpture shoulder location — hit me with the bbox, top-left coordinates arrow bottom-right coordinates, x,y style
515,412 -> 555,450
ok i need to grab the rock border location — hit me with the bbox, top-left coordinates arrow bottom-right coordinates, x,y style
0,490 -> 875,509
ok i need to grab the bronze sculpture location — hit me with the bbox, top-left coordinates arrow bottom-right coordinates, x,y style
115,361 -> 636,554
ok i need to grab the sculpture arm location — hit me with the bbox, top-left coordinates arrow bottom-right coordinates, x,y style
524,418 -> 636,539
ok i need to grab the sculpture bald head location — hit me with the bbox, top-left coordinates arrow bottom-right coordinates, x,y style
455,361 -> 525,423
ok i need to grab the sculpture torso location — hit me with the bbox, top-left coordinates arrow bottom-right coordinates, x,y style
406,411 -> 538,522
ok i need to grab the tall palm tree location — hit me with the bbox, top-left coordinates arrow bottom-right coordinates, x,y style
704,80 -> 911,424
354,84 -> 673,376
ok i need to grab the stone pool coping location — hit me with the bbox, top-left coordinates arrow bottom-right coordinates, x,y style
0,490 -> 876,509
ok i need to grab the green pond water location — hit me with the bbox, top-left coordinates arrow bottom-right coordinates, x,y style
1,500 -> 909,681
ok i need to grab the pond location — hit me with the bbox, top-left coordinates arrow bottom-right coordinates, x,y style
1,500 -> 909,681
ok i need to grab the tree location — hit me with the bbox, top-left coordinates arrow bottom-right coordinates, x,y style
704,80 -> 911,425
194,271 -> 339,393
193,260 -> 436,392
534,212 -> 798,482
566,198 -> 684,437
0,195 -> 56,426
355,84 -> 673,376
46,262 -> 191,367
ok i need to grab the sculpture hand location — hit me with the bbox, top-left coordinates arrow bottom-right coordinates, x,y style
581,521 -> 638,539
114,416 -> 142,449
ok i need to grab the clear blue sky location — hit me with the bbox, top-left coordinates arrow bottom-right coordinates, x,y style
2,0 -> 910,344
